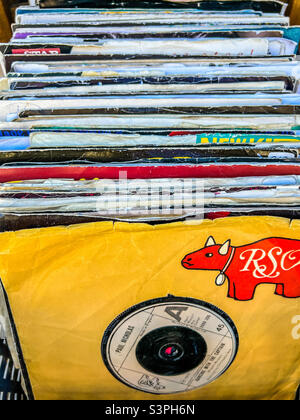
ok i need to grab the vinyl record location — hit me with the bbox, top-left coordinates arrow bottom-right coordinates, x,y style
101,296 -> 239,395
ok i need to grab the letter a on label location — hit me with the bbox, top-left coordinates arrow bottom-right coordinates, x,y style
165,306 -> 188,322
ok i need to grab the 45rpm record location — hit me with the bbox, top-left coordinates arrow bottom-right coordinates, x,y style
101,296 -> 239,395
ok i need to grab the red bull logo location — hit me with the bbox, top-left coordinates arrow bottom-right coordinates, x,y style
182,236 -> 300,301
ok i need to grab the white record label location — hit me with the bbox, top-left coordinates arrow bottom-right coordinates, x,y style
102,297 -> 239,395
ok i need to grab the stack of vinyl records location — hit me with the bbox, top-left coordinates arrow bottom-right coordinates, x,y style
0,0 -> 299,401
0,0 -> 300,226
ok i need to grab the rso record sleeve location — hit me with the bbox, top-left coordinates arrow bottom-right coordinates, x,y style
0,216 -> 299,399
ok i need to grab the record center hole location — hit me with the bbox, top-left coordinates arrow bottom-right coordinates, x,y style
159,343 -> 184,362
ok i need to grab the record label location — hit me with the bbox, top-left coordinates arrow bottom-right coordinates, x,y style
101,297 -> 239,395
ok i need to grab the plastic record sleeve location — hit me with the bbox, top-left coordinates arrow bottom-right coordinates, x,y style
101,296 -> 239,395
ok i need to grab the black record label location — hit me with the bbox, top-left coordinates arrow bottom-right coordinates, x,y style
101,296 -> 239,395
